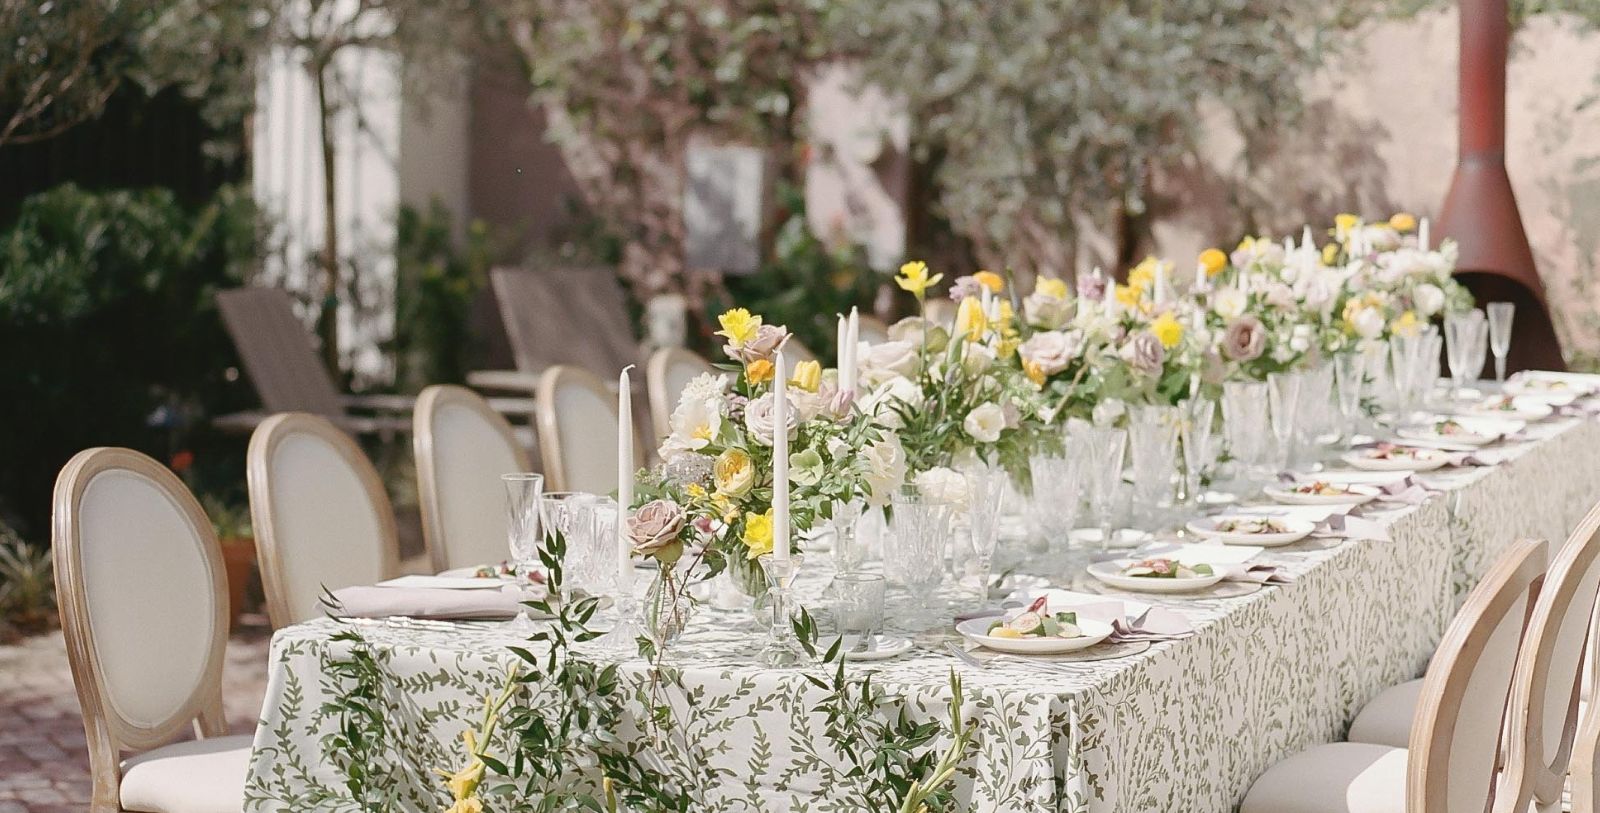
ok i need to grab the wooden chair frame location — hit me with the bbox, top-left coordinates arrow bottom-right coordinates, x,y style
247,412 -> 403,628
413,385 -> 532,573
1495,501 -> 1600,813
645,346 -> 715,443
1407,536 -> 1548,813
53,448 -> 231,813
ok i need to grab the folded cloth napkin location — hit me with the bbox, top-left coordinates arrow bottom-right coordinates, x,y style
1313,512 -> 1392,542
1219,563 -> 1295,585
1376,477 -> 1433,505
328,583 -> 535,620
1109,606 -> 1194,643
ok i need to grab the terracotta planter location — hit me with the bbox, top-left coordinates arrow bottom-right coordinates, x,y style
219,537 -> 257,629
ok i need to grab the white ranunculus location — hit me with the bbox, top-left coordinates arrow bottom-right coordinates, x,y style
1413,283 -> 1445,317
962,402 -> 1005,444
1212,288 -> 1248,321
862,434 -> 908,507
660,398 -> 722,456
857,340 -> 920,387
1351,307 -> 1386,340
679,372 -> 729,405
913,466 -> 968,509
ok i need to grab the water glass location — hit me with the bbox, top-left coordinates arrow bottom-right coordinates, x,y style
1127,404 -> 1180,526
1027,452 -> 1084,556
886,490 -> 953,628
1389,335 -> 1426,423
1178,398 -> 1216,506
1223,379 -> 1271,483
1295,359 -> 1335,450
502,473 -> 544,574
1332,351 -> 1367,442
1266,372 -> 1302,474
1488,302 -> 1515,383
572,497 -> 620,597
1075,422 -> 1128,549
1445,309 -> 1488,400
830,500 -> 866,575
963,465 -> 1006,600
830,573 -> 886,646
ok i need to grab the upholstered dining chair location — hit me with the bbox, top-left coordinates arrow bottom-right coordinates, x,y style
646,347 -> 717,442
247,413 -> 403,628
53,448 -> 252,813
535,365 -> 643,494
1240,536 -> 1549,813
413,385 -> 532,573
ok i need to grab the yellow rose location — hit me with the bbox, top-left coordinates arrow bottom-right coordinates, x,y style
1198,248 -> 1228,278
1335,213 -> 1360,236
742,510 -> 774,559
1322,243 -> 1340,265
1115,283 -> 1143,308
745,358 -> 774,384
1035,276 -> 1068,299
954,296 -> 988,343
789,359 -> 821,392
715,308 -> 762,348
895,260 -> 943,300
1389,212 -> 1417,232
972,270 -> 1004,293
714,449 -> 755,497
1150,312 -> 1184,349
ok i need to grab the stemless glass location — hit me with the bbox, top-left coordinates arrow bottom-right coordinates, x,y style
1445,309 -> 1488,400
1076,422 -> 1128,549
1127,404 -> 1180,527
1222,379 -> 1271,484
885,490 -> 952,629
1488,302 -> 1516,384
1295,359 -> 1335,449
574,497 -> 620,599
1027,452 -> 1084,559
1389,335 -> 1424,423
502,473 -> 545,630
1266,372 -> 1302,474
830,573 -> 887,652
1332,351 -> 1367,443
1178,397 -> 1216,507
963,464 -> 1006,601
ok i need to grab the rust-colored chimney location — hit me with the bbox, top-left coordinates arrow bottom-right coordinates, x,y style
1438,0 -> 1565,371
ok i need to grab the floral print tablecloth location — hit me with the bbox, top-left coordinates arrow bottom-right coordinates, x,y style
245,418 -> 1600,812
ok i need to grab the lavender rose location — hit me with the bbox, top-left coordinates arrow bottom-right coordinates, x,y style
725,323 -> 790,364
743,393 -> 799,445
1221,316 -> 1267,362
629,499 -> 686,561
1119,331 -> 1166,376
1018,330 -> 1084,376
1077,273 -> 1108,304
947,275 -> 982,301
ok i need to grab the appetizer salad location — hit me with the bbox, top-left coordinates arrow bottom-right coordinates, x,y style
1292,481 -> 1351,496
988,596 -> 1084,640
1121,557 -> 1214,580
1215,517 -> 1290,535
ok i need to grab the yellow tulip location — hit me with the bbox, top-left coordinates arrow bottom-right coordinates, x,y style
1150,312 -> 1184,349
1035,276 -> 1068,299
742,510 -> 774,559
954,296 -> 988,343
972,270 -> 1004,293
1198,248 -> 1228,278
745,358 -> 774,384
1389,212 -> 1417,232
895,260 -> 943,300
790,359 -> 821,393
716,308 -> 762,348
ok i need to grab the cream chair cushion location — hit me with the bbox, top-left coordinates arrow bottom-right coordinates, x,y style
1240,742 -> 1406,813
79,470 -> 219,731
119,734 -> 252,813
266,433 -> 388,623
430,402 -> 524,570
1347,678 -> 1424,749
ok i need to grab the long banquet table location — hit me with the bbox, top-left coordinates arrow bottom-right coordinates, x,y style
244,413 -> 1600,812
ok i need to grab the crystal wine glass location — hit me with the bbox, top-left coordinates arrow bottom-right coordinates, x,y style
963,464 -> 1006,601
886,489 -> 952,629
501,473 -> 544,631
1445,309 -> 1487,401
1266,371 -> 1302,474
1488,302 -> 1515,384
1178,397 -> 1216,507
1332,351 -> 1367,443
1076,422 -> 1128,550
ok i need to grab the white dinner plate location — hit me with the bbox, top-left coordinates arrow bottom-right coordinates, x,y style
1397,424 -> 1496,447
1460,396 -> 1553,422
1186,516 -> 1315,546
1505,371 -> 1600,398
1340,448 -> 1449,472
1263,483 -> 1381,506
1069,528 -> 1154,549
955,616 -> 1113,655
837,634 -> 913,661
1085,560 -> 1226,594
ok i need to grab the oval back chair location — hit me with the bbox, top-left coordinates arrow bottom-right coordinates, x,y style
414,385 -> 532,572
248,412 -> 400,627
536,364 -> 637,495
53,447 -> 251,813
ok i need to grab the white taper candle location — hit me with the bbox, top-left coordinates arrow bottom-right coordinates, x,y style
1419,217 -> 1430,252
772,351 -> 790,564
617,366 -> 635,586
846,307 -> 860,393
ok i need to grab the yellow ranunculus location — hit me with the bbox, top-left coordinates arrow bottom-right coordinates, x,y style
1198,248 -> 1228,278
954,296 -> 988,343
973,270 -> 1004,293
895,260 -> 943,300
1322,243 -> 1340,265
1390,310 -> 1420,337
1150,312 -> 1184,349
1335,213 -> 1360,237
1389,212 -> 1417,232
745,358 -> 774,384
790,359 -> 821,392
742,510 -> 774,559
716,308 -> 762,348
714,449 -> 755,497
1035,276 -> 1068,300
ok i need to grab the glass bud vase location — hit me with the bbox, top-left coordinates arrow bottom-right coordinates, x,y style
727,550 -> 771,625
643,568 -> 693,648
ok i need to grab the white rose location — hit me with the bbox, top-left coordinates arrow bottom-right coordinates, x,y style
1023,292 -> 1072,330
857,340 -> 920,387
913,466 -> 968,509
862,434 -> 908,507
1413,283 -> 1445,317
963,402 -> 1006,444
1352,307 -> 1386,340
1091,398 -> 1126,427
1213,288 -> 1248,321
743,393 -> 798,446
1018,330 -> 1084,376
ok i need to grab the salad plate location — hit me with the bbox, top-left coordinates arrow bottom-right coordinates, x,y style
956,596 -> 1113,654
1459,395 -> 1553,422
837,634 -> 913,661
1505,371 -> 1600,398
1397,417 -> 1509,447
1086,558 -> 1225,594
1341,443 -> 1448,473
1263,481 -> 1380,506
1185,515 -> 1315,546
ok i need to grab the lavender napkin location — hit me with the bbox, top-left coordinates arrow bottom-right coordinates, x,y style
1313,512 -> 1392,542
1221,564 -> 1296,585
1376,477 -> 1432,505
328,583 -> 536,620
1109,607 -> 1194,643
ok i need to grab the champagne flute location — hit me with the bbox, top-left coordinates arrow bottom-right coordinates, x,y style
1488,302 -> 1515,385
502,473 -> 544,631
